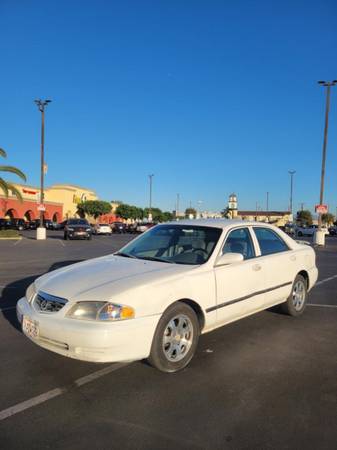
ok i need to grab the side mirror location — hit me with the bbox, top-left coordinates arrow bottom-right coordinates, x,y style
215,252 -> 244,266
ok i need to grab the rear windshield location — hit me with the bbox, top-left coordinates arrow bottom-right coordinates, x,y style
67,219 -> 89,225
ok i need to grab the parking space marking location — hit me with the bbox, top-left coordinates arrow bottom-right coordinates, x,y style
59,239 -> 66,247
314,274 -> 337,287
0,362 -> 128,421
13,239 -> 22,246
308,304 -> 337,308
0,306 -> 16,312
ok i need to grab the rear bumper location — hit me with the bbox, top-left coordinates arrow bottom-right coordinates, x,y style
17,297 -> 161,363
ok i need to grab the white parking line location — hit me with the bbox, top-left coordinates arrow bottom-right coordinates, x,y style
0,306 -> 16,312
314,274 -> 337,287
0,362 -> 128,421
307,304 -> 337,308
59,239 -> 66,247
13,239 -> 22,246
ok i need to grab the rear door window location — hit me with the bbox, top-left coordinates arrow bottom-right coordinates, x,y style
253,227 -> 289,256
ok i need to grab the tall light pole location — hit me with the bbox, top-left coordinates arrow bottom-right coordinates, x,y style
35,99 -> 51,240
317,80 -> 337,231
148,174 -> 154,221
176,193 -> 180,219
288,170 -> 296,220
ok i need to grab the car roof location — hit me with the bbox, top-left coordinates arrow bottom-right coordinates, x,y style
162,219 -> 279,230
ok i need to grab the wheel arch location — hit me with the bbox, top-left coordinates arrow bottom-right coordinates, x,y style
297,270 -> 309,289
174,298 -> 206,331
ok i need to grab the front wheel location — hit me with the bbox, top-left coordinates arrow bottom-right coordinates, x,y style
280,274 -> 307,316
148,303 -> 200,373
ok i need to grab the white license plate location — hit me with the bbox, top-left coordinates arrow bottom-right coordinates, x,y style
23,316 -> 39,339
76,231 -> 86,235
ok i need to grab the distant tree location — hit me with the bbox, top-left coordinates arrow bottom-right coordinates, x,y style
296,210 -> 313,226
77,200 -> 112,219
116,203 -> 143,220
185,208 -> 197,218
144,207 -> 164,222
0,147 -> 27,201
221,207 -> 231,218
162,211 -> 173,222
321,213 -> 334,225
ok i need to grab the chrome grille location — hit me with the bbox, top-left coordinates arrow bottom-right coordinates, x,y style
33,291 -> 68,313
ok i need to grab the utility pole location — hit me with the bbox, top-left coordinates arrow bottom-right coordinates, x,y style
34,99 -> 51,240
288,170 -> 296,219
300,202 -> 305,211
266,192 -> 269,212
176,193 -> 180,219
148,174 -> 154,221
317,80 -> 336,231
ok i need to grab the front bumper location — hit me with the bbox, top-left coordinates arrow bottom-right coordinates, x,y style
67,231 -> 91,239
17,297 -> 160,363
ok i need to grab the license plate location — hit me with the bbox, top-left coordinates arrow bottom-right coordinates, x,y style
23,316 -> 39,339
76,231 -> 86,235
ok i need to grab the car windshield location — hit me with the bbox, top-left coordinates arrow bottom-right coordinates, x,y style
117,225 -> 222,265
68,219 -> 88,225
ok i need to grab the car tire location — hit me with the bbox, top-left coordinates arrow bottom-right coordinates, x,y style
87,235 -> 92,240
297,231 -> 303,237
64,234 -> 67,240
280,274 -> 308,317
148,302 -> 200,373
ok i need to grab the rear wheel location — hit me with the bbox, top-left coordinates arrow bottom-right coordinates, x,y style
297,231 -> 303,237
148,303 -> 200,373
280,274 -> 307,316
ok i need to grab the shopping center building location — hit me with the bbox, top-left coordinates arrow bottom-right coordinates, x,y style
0,183 -> 98,222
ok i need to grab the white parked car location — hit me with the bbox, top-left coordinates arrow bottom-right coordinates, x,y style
93,223 -> 112,235
17,220 -> 318,372
296,225 -> 328,237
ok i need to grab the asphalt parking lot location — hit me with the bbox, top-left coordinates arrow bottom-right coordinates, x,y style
0,230 -> 336,450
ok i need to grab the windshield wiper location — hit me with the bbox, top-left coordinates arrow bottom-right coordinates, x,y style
114,252 -> 138,259
137,256 -> 175,264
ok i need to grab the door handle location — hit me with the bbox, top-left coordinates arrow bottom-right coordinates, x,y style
252,264 -> 262,271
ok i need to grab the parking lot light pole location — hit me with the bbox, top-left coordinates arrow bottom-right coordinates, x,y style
34,99 -> 51,240
317,81 -> 337,231
288,171 -> 296,220
148,174 -> 154,222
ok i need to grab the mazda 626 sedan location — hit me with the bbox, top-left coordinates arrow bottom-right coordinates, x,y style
17,220 -> 318,372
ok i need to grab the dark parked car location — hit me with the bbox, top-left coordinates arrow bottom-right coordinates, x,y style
64,219 -> 92,240
0,218 -> 28,231
111,221 -> 127,233
329,226 -> 337,236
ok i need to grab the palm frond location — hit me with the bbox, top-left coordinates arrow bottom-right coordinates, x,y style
0,148 -> 7,158
0,165 -> 27,182
4,181 -> 23,202
0,178 -> 9,197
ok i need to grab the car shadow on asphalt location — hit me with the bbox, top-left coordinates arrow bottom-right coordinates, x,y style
1,260 -> 83,332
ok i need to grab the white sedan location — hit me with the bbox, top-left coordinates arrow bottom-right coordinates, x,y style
17,220 -> 318,372
93,223 -> 112,235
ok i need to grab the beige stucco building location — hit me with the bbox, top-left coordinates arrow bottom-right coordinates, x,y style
45,184 -> 98,219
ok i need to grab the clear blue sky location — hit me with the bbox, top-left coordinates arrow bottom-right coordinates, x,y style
1,0 -> 337,214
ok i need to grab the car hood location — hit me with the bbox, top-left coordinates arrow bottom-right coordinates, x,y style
35,255 -> 192,302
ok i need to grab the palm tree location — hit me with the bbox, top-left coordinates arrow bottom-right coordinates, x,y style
0,148 -> 27,201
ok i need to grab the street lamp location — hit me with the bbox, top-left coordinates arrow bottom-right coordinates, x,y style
315,80 -> 337,245
288,170 -> 296,220
148,174 -> 154,222
34,99 -> 51,240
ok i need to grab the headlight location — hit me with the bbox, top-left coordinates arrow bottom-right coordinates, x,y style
86,228 -> 91,232
67,227 -> 74,231
66,302 -> 135,321
26,283 -> 36,303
